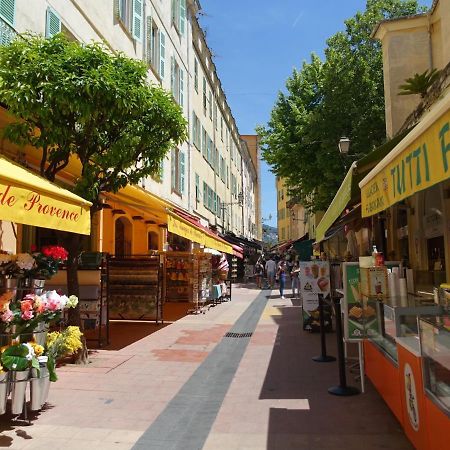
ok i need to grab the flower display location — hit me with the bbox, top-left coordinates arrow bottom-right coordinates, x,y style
41,246 -> 68,261
0,343 -> 39,372
0,254 -> 12,266
31,246 -> 68,280
15,253 -> 35,272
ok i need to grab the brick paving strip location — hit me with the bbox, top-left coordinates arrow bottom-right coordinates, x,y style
132,289 -> 269,450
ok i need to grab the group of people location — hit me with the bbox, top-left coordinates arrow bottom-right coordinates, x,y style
254,255 -> 300,299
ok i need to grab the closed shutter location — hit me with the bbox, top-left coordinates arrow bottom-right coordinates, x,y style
179,0 -> 186,35
146,13 -> 153,65
179,68 -> 184,106
0,0 -> 15,26
159,31 -> 165,78
179,151 -> 185,195
171,149 -> 176,191
113,0 -> 120,20
132,0 -> 143,41
45,8 -> 61,38
203,182 -> 207,207
195,174 -> 200,202
170,56 -> 175,95
192,112 -> 197,146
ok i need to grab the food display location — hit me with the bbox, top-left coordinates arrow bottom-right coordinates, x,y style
165,254 -> 193,302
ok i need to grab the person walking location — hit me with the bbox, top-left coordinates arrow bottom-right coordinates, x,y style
277,260 -> 287,299
291,261 -> 300,299
265,256 -> 276,288
254,260 -> 264,289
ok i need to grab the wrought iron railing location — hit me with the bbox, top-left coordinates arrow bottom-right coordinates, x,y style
0,17 -> 17,46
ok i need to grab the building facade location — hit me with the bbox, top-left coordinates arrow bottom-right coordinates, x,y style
0,0 -> 259,253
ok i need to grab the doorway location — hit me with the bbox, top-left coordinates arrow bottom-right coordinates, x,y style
115,217 -> 132,256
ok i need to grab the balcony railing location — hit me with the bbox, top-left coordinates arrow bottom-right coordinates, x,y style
0,17 -> 17,46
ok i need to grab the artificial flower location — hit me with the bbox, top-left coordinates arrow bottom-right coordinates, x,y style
66,295 -> 79,309
41,246 -> 68,262
15,253 -> 35,271
28,342 -> 44,357
21,309 -> 34,321
20,299 -> 34,313
0,309 -> 14,323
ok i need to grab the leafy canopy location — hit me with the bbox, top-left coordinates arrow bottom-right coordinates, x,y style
258,0 -> 426,211
0,34 -> 187,209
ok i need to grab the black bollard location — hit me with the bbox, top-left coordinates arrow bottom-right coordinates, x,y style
328,296 -> 360,396
312,294 -> 336,363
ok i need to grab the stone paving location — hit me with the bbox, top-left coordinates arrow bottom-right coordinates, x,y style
0,286 -> 412,449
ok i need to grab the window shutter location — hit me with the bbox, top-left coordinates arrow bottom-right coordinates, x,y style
113,0 -> 121,20
179,0 -> 186,35
0,0 -> 15,26
170,56 -> 175,95
132,0 -> 143,41
179,68 -> 184,106
203,182 -> 207,207
192,112 -> 197,146
45,8 -> 61,38
179,151 -> 185,195
171,0 -> 176,24
171,149 -> 176,190
146,13 -> 153,65
159,31 -> 165,78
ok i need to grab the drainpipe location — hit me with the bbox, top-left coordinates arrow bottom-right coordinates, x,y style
427,13 -> 433,70
186,6 -> 192,213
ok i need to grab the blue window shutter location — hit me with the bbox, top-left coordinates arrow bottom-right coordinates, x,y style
203,182 -> 207,207
179,151 -> 185,195
179,69 -> 184,106
45,8 -> 61,38
170,56 -> 175,95
132,0 -> 143,41
159,31 -> 165,78
0,0 -> 15,26
179,0 -> 186,35
171,149 -> 176,190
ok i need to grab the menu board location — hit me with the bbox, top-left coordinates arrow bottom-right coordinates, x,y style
299,261 -> 331,331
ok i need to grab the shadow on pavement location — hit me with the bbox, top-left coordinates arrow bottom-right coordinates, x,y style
260,301 -> 413,450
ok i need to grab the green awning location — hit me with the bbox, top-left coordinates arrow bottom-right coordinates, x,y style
315,128 -> 413,243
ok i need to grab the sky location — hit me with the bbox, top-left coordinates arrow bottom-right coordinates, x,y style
199,0 -> 432,228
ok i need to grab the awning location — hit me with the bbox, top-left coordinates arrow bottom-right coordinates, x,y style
167,211 -> 233,255
231,244 -> 244,259
315,127 -> 413,242
0,156 -> 91,234
360,93 -> 450,217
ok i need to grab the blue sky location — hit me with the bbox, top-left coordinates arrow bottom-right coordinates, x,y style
199,0 -> 432,227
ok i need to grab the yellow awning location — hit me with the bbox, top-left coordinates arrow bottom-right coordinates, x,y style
0,156 -> 91,234
167,213 -> 233,254
360,93 -> 450,217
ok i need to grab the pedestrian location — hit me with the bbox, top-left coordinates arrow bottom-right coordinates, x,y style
265,256 -> 276,288
277,260 -> 287,299
291,261 -> 300,299
254,260 -> 264,289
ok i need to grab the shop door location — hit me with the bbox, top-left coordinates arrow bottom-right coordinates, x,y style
115,217 -> 132,256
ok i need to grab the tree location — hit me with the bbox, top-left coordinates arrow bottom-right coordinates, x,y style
258,0 -> 426,211
0,34 -> 187,327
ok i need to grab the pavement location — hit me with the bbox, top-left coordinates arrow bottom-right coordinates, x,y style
0,285 -> 413,449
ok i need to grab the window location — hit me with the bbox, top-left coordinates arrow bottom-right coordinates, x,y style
146,15 -> 165,78
226,166 -> 229,188
206,136 -> 212,166
203,182 -> 207,208
202,77 -> 207,116
0,0 -> 15,27
194,58 -> 199,93
220,156 -> 225,182
45,8 -> 61,37
215,147 -> 220,174
171,57 -> 184,106
192,112 -> 201,149
195,173 -> 200,203
216,195 -> 221,217
115,0 -> 143,41
201,127 -> 207,158
171,148 -> 185,195
213,102 -> 217,130
171,0 -> 186,35
208,91 -> 212,120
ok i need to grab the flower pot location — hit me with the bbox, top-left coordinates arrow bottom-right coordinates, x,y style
30,365 -> 49,411
31,279 -> 45,295
33,322 -> 49,347
5,278 -> 18,302
0,372 -> 9,415
10,369 -> 30,415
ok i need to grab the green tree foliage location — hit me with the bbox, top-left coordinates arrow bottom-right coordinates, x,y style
0,34 -> 187,327
259,0 -> 425,211
399,68 -> 441,98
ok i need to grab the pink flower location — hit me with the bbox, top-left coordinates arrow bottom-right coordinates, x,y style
1,309 -> 14,323
21,309 -> 34,320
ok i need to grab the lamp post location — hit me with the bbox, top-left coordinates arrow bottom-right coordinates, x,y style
338,136 -> 351,171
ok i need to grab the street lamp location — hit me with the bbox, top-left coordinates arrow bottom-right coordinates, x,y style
338,137 -> 350,155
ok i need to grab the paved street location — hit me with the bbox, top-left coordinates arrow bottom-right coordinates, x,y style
0,286 -> 412,449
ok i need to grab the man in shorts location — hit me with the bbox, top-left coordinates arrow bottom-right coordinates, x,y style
265,256 -> 276,288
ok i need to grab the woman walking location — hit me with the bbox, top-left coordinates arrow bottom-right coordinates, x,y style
291,261 -> 300,299
277,261 -> 287,299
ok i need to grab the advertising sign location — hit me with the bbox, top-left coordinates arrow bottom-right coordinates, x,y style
299,261 -> 331,331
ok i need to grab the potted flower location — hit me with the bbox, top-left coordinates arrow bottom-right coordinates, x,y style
31,246 -> 68,289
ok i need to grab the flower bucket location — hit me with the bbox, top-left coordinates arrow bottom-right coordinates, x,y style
0,372 -> 9,415
5,278 -> 18,302
31,279 -> 45,295
0,333 -> 13,348
33,323 -> 48,347
10,369 -> 29,415
30,365 -> 49,411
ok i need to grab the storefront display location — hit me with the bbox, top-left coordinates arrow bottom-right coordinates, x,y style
165,253 -> 193,302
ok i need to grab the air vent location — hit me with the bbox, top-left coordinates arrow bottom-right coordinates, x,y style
225,332 -> 253,338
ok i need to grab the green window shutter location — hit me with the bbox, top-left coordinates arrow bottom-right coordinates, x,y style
217,196 -> 221,217
179,151 -> 185,195
170,56 -> 175,95
203,182 -> 207,207
201,127 -> 206,157
179,68 -> 184,106
179,0 -> 186,35
192,112 -> 197,146
171,0 -> 176,24
171,149 -> 176,190
113,0 -> 120,19
159,31 -> 165,78
146,13 -> 153,65
195,174 -> 200,202
132,0 -> 143,41
213,192 -> 217,215
0,0 -> 15,26
45,7 -> 61,38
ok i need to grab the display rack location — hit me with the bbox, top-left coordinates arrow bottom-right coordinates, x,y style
164,253 -> 193,303
107,255 -> 162,323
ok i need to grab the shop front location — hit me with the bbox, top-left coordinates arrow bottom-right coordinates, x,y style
358,91 -> 450,450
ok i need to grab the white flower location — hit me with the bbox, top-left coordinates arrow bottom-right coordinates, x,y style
66,295 -> 79,308
16,253 -> 36,271
59,295 -> 69,308
23,343 -> 35,361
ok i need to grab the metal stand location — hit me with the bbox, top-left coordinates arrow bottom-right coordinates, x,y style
328,297 -> 359,396
312,294 -> 336,363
